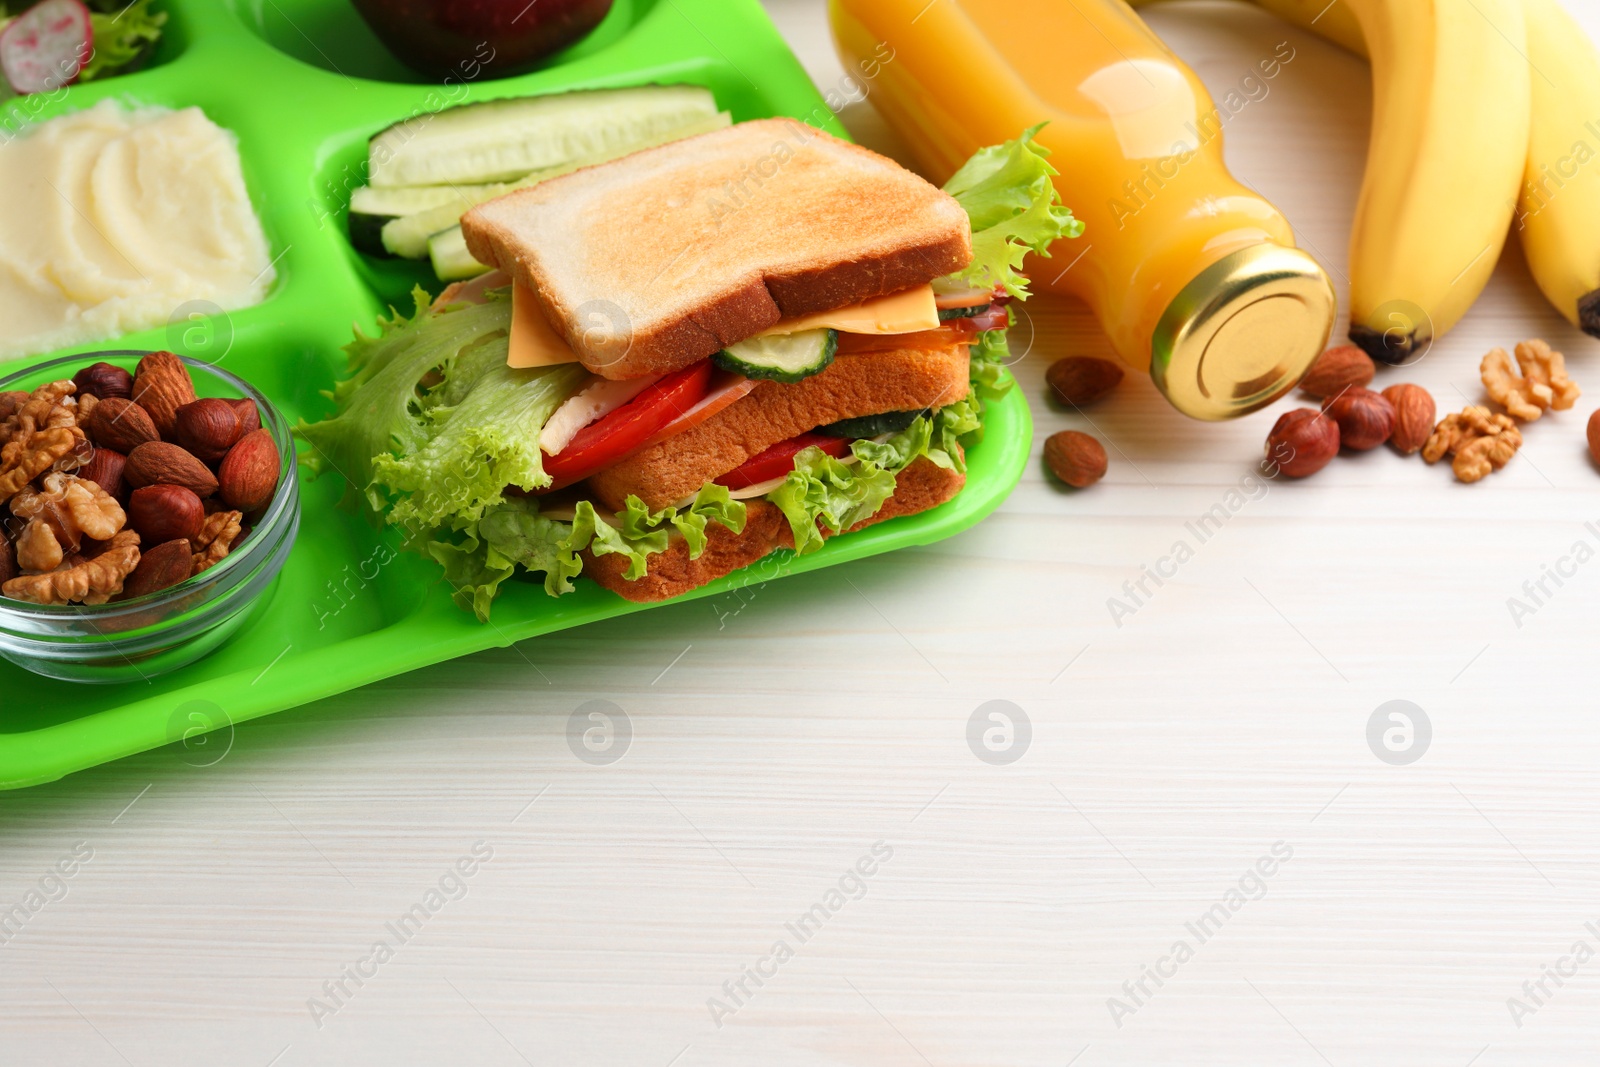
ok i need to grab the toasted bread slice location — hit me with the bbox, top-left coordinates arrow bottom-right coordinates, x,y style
583,454 -> 966,603
585,343 -> 972,511
461,118 -> 972,380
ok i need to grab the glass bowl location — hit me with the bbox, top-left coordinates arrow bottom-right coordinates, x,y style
0,352 -> 299,683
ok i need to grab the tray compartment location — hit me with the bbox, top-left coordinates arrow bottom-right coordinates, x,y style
0,0 -> 1034,789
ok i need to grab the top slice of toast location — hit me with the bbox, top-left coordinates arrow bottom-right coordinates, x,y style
461,118 -> 972,379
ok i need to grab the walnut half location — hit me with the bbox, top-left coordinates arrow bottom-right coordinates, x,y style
1,529 -> 141,605
1423,405 -> 1523,483
1481,339 -> 1581,422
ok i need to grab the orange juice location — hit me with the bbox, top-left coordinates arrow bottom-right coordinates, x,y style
831,0 -> 1335,419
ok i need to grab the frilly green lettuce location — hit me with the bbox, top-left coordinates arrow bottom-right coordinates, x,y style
566,483 -> 748,581
80,1 -> 166,83
942,123 -> 1084,299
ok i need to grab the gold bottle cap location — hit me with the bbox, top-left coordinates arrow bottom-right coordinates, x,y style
1151,244 -> 1336,421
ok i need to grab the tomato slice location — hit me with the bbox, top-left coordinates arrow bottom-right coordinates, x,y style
541,360 -> 713,488
716,431 -> 851,490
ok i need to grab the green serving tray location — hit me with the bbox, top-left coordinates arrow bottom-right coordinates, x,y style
0,0 -> 1032,789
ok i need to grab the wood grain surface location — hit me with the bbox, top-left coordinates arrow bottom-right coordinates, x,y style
5,1 -> 1600,1064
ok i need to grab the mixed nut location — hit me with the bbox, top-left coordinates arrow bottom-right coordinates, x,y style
1044,355 -> 1121,489
0,353 -> 280,606
1267,338 -> 1584,485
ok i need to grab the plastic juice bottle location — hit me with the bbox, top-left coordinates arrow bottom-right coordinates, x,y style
830,0 -> 1336,420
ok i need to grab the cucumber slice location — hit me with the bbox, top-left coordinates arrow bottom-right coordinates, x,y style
379,110 -> 732,259
369,85 -> 721,188
428,227 -> 490,282
937,303 -> 990,321
350,184 -> 477,217
816,409 -> 928,439
350,183 -> 508,257
713,329 -> 838,383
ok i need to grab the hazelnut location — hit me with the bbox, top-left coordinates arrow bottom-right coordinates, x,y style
1044,430 -> 1108,488
1382,383 -> 1436,455
78,448 -> 128,503
1299,345 -> 1375,399
1265,409 -> 1340,478
1588,409 -> 1600,467
174,398 -> 243,464
128,484 -> 205,546
1046,356 -> 1124,407
71,361 -> 134,401
230,399 -> 261,434
1321,387 -> 1395,451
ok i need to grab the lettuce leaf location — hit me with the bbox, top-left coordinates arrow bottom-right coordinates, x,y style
375,360 -> 585,530
565,484 -> 748,581
769,447 -> 898,556
967,306 -> 1016,400
942,123 -> 1084,299
296,287 -> 524,515
80,1 -> 166,83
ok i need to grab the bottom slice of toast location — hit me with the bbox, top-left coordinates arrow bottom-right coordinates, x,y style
582,455 -> 966,603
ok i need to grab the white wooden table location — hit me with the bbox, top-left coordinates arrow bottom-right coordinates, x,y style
6,2 -> 1600,1063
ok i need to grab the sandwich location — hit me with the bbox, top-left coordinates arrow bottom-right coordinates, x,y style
298,118 -> 1081,618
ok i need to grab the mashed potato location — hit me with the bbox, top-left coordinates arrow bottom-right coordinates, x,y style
0,100 -> 275,360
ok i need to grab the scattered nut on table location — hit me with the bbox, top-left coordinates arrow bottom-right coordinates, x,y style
1046,356 -> 1124,407
1481,339 -> 1580,421
1045,430 -> 1107,488
1382,383 -> 1435,455
1424,405 -> 1522,483
1321,387 -> 1395,451
1265,408 -> 1340,478
1299,344 -> 1375,399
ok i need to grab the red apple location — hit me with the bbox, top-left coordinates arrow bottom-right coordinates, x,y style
349,0 -> 615,81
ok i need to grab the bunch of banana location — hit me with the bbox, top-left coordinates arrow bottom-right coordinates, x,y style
1134,0 -> 1600,358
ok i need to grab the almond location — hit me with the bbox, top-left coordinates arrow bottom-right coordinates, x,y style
125,442 -> 218,498
218,429 -> 280,512
1381,383 -> 1436,455
131,351 -> 196,439
128,484 -> 205,546
174,398 -> 242,464
1300,345 -> 1376,399
121,538 -> 193,599
83,397 -> 159,453
1044,430 -> 1108,488
1046,356 -> 1124,407
78,447 -> 128,502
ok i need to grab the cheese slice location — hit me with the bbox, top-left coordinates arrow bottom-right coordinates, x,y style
754,285 -> 940,337
507,283 -> 946,369
507,283 -> 582,369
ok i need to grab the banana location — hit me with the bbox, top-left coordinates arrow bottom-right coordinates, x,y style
1516,0 -> 1600,338
1129,0 -> 1532,364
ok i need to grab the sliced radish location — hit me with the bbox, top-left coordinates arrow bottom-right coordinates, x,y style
0,0 -> 92,95
540,373 -> 663,457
